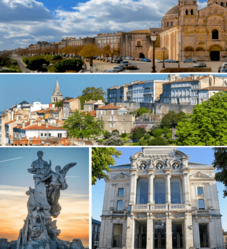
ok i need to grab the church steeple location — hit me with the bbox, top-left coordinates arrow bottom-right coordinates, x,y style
51,79 -> 63,103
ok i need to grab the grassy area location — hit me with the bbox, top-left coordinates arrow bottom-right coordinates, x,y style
0,57 -> 21,72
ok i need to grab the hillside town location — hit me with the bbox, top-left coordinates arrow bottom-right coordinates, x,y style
1,74 -> 227,146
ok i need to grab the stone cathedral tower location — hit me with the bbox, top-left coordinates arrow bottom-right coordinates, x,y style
51,79 -> 63,103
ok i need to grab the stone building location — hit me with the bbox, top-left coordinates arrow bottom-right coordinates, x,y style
160,74 -> 227,104
51,79 -> 63,103
98,147 -> 224,249
95,104 -> 135,134
84,100 -> 105,112
62,98 -> 81,118
92,219 -> 101,249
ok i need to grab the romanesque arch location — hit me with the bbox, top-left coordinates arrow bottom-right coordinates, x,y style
209,44 -> 223,61
184,46 -> 194,51
212,29 -> 219,39
139,52 -> 145,58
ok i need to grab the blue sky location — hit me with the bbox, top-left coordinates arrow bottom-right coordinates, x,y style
0,74 -> 226,111
92,147 -> 227,231
0,0 -> 207,51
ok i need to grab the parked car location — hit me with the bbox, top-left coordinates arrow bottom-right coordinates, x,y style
125,64 -> 138,70
139,58 -> 144,61
143,58 -> 151,62
134,58 -> 140,61
113,58 -> 122,63
155,59 -> 162,63
219,63 -> 227,72
129,57 -> 134,60
113,66 -> 122,72
121,60 -> 129,67
104,69 -> 117,73
165,59 -> 178,63
193,62 -> 207,68
183,58 -> 197,63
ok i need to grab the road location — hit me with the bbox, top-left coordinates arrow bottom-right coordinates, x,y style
12,55 -> 30,73
89,60 -> 223,73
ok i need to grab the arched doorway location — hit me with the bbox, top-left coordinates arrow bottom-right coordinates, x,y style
209,44 -> 222,61
139,53 -> 145,58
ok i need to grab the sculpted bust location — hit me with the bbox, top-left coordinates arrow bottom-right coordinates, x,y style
28,150 -> 51,176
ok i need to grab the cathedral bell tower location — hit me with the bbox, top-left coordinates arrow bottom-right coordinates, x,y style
51,79 -> 63,103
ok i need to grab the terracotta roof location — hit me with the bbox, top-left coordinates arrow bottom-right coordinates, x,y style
96,104 -> 121,110
22,124 -> 66,130
84,100 -> 97,104
64,98 -> 78,103
128,30 -> 150,33
6,120 -> 16,124
199,86 -> 227,91
163,76 -> 208,85
89,110 -> 96,117
36,108 -> 61,114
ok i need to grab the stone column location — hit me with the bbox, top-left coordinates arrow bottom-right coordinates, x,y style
147,215 -> 154,249
166,214 -> 172,249
184,213 -> 194,249
125,215 -> 134,249
182,171 -> 190,204
192,219 -> 200,249
148,170 -> 154,204
165,172 -> 171,204
129,170 -> 138,205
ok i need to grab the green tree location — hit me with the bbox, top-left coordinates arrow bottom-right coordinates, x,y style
213,148 -> 227,197
136,107 -> 152,117
161,111 -> 186,128
148,137 -> 168,145
26,58 -> 50,71
92,147 -> 122,185
53,100 -> 63,107
78,87 -> 106,109
151,128 -> 163,138
64,111 -> 104,140
176,92 -> 227,145
132,127 -> 146,140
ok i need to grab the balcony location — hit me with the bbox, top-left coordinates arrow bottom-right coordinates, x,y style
131,203 -> 187,212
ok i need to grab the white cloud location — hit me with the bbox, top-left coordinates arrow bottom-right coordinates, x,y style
0,0 -> 208,50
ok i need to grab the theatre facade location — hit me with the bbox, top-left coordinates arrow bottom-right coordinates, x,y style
98,148 -> 224,249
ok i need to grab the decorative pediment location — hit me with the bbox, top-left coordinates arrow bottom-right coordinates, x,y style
190,171 -> 211,180
111,173 -> 130,180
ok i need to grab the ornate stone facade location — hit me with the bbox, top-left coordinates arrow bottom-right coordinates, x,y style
98,148 -> 224,249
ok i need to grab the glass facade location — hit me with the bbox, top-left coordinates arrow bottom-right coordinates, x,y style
134,221 -> 147,249
171,179 -> 182,204
172,221 -> 183,249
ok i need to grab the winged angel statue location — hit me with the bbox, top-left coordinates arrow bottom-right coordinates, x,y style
17,151 -> 77,249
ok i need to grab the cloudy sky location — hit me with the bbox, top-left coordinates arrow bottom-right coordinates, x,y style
0,148 -> 89,245
0,0 -> 207,51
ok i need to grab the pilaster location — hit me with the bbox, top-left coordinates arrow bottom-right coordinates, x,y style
166,213 -> 172,249
147,214 -> 153,249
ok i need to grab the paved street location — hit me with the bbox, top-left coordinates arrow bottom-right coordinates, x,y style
12,55 -> 30,72
88,59 -> 224,73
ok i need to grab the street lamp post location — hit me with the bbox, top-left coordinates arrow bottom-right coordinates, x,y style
162,47 -> 166,69
150,31 -> 158,73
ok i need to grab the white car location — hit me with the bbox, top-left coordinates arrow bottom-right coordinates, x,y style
104,69 -> 117,73
219,63 -> 227,72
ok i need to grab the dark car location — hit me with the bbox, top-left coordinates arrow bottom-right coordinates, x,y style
165,59 -> 178,63
143,58 -> 151,62
183,58 -> 197,63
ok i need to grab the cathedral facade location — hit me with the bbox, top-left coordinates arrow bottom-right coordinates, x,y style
99,0 -> 227,61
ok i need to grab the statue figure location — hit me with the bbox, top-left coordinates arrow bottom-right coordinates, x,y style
28,151 -> 51,176
17,151 -> 77,249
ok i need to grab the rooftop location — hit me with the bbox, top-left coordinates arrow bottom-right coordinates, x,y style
22,124 -> 66,131
96,104 -> 121,110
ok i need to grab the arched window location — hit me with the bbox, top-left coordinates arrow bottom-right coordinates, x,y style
212,29 -> 219,39
117,200 -> 123,210
198,199 -> 205,209
171,21 -> 173,26
191,9 -> 194,15
186,9 -> 188,15
137,40 -> 141,46
167,22 -> 169,27
221,2 -> 224,5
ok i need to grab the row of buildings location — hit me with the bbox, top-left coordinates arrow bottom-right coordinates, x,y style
0,80 -> 137,146
107,74 -> 227,105
14,0 -> 227,61
97,147 -> 225,249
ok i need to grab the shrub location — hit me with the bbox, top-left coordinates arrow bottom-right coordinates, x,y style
120,133 -> 127,138
166,132 -> 172,139
144,134 -> 151,139
132,127 -> 146,140
103,136 -> 124,146
139,139 -> 148,146
148,137 -> 168,145
27,58 -> 50,71
152,128 -> 163,138
53,55 -> 62,60
54,58 -> 84,72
